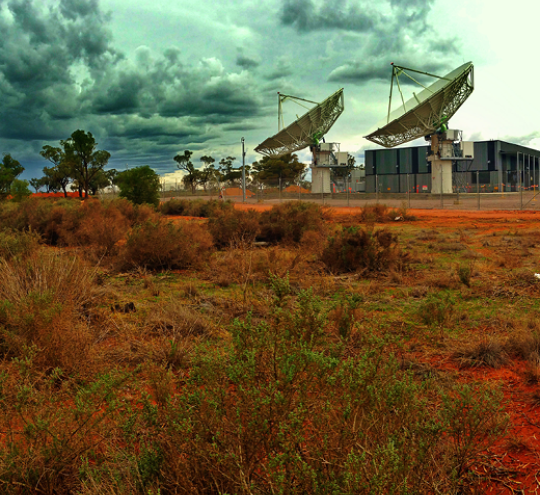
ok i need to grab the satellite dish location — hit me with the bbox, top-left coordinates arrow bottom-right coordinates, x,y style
255,88 -> 344,158
365,62 -> 474,148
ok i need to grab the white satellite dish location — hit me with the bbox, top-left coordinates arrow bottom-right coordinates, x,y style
255,88 -> 344,158
365,62 -> 474,148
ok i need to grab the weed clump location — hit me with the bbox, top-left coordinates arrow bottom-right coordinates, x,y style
119,220 -> 213,271
321,226 -> 408,274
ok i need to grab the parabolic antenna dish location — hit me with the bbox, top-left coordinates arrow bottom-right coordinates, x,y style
255,88 -> 344,158
365,62 -> 474,148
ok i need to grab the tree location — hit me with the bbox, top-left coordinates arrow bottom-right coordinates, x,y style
115,166 -> 161,206
10,179 -> 32,201
218,156 -> 244,186
0,154 -> 24,200
251,153 -> 305,191
40,145 -> 72,197
89,169 -> 112,195
330,154 -> 357,185
60,130 -> 111,199
29,178 -> 44,193
174,150 -> 199,194
199,156 -> 218,191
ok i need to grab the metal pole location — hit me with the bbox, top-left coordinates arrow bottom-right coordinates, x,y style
347,174 -> 350,207
241,137 -> 246,203
440,163 -> 443,208
279,177 -> 282,203
519,152 -> 523,210
376,174 -> 379,203
476,171 -> 480,210
298,179 -> 300,201
407,173 -> 410,209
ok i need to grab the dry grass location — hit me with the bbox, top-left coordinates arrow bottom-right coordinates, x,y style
452,336 -> 508,368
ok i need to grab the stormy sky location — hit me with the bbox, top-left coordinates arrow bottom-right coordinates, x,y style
1,0 -> 539,181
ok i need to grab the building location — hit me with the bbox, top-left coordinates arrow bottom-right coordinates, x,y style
365,140 -> 540,193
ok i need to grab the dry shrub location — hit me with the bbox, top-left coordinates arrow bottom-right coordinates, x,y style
145,303 -> 211,339
0,229 -> 41,260
453,336 -> 508,368
357,203 -> 390,222
3,308 -> 96,376
300,229 -> 328,257
161,198 -> 233,217
0,198 -> 78,245
0,250 -> 98,373
60,201 -> 130,256
0,250 -> 95,310
259,201 -> 325,244
111,198 -> 159,226
321,226 -> 408,274
118,219 -> 213,271
207,208 -> 260,247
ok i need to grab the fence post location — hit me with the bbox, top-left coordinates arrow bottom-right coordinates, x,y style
476,171 -> 480,210
519,152 -> 523,210
407,173 -> 410,209
440,164 -> 443,208
376,174 -> 379,203
347,175 -> 350,207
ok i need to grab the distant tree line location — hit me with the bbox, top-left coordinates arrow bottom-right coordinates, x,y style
2,130 -> 359,205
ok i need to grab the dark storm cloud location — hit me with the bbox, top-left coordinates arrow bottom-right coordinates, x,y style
281,0 -> 375,33
328,59 -> 450,85
311,0 -> 460,85
0,0 -> 266,174
236,49 -> 259,69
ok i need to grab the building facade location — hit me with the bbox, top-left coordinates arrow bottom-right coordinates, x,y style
365,140 -> 540,193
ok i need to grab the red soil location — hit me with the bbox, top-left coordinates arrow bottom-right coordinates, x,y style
284,185 -> 310,194
223,187 -> 255,197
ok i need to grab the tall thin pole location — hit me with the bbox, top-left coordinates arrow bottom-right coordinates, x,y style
347,174 -> 350,207
519,152 -> 523,210
407,173 -> 410,209
241,137 -> 246,203
440,163 -> 443,208
376,174 -> 379,203
476,171 -> 480,210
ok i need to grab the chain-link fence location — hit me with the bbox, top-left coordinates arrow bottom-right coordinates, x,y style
148,174 -> 540,211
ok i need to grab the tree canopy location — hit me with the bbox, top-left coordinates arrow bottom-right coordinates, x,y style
251,153 -> 305,189
0,154 -> 24,200
60,130 -> 111,199
115,165 -> 161,206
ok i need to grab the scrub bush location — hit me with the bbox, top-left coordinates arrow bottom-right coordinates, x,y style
259,201 -> 325,244
207,208 -> 260,247
321,226 -> 408,274
118,220 -> 213,270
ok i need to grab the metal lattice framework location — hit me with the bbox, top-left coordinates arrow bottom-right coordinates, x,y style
255,89 -> 344,158
365,62 -> 474,148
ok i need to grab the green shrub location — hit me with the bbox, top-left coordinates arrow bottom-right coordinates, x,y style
0,230 -> 40,260
259,201 -> 325,244
321,226 -> 408,274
